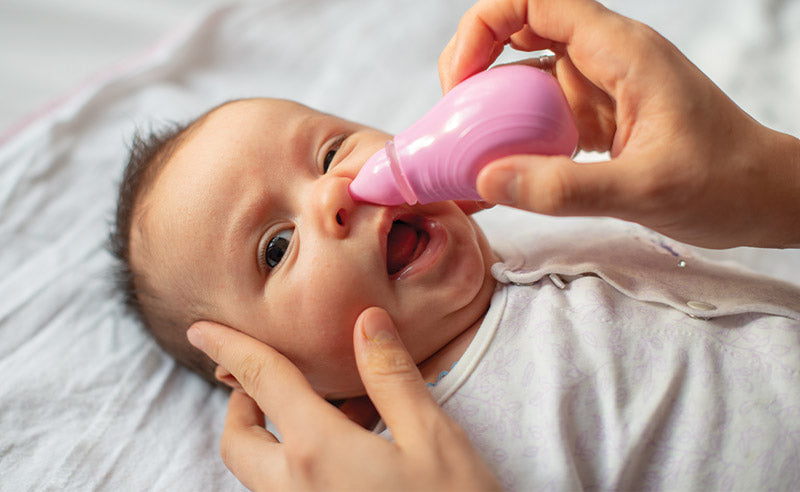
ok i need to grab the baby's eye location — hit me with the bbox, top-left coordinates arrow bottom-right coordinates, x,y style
323,148 -> 337,173
264,229 -> 293,268
323,135 -> 346,173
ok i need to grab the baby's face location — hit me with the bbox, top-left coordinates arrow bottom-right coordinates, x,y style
133,99 -> 496,398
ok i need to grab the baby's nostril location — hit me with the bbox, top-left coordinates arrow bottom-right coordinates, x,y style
336,209 -> 346,226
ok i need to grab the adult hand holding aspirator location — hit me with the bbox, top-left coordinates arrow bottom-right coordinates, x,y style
440,0 -> 800,249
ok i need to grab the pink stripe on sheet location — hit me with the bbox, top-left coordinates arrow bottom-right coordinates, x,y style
0,18 -> 197,147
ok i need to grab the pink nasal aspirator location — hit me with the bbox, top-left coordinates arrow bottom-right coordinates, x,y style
348,64 -> 579,205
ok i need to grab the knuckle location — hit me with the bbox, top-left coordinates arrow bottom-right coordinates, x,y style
636,169 -> 666,201
237,352 -> 266,390
630,21 -> 666,51
446,419 -> 474,447
636,163 -> 685,205
529,163 -> 574,214
365,346 -> 418,380
284,441 -> 318,481
429,411 -> 468,442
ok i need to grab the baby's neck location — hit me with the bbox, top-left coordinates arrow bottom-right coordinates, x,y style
417,310 -> 486,387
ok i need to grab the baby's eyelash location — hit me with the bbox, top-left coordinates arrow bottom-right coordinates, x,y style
323,135 -> 347,173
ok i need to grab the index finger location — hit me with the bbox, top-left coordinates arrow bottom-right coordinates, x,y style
439,0 -> 608,91
187,321 -> 345,437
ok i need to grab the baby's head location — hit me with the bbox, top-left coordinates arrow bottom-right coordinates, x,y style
111,98 -> 496,399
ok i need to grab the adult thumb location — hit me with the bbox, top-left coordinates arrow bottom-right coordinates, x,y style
353,307 -> 443,440
476,154 -> 624,217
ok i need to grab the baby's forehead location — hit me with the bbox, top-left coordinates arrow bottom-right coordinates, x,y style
201,98 -> 320,129
177,99 -> 337,168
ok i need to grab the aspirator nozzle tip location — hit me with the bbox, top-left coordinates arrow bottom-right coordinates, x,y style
349,147 -> 411,206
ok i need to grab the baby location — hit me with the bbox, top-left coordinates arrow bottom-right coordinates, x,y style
112,97 -> 800,490
111,97 -> 498,399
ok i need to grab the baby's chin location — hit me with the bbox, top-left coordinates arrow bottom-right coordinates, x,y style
329,395 -> 380,429
309,363 -> 367,401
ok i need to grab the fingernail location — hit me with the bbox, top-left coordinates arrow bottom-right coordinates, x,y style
360,309 -> 396,343
186,325 -> 205,349
481,166 -> 518,205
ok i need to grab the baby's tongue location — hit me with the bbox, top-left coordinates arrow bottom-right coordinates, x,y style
387,222 -> 418,275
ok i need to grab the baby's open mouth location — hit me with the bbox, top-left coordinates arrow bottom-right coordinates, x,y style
386,218 -> 430,276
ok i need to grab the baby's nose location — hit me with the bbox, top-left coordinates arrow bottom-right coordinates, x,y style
316,175 -> 355,239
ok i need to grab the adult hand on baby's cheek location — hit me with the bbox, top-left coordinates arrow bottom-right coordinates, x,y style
186,317 -> 500,491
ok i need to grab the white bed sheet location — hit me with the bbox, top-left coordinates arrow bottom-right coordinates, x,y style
1,0 -> 798,490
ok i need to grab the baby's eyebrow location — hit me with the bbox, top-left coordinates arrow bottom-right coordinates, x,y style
287,113 -> 319,152
224,188 -> 272,277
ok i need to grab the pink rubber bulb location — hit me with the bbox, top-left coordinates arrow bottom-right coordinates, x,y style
349,64 -> 579,205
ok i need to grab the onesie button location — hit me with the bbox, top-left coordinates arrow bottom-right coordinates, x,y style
548,273 -> 567,289
687,300 -> 716,311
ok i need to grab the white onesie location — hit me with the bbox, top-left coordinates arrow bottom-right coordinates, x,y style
402,221 -> 800,491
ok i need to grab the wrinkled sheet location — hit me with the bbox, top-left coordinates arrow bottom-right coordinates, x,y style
1,0 -> 798,490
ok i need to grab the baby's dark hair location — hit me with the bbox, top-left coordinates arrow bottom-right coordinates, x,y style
109,119 -> 219,384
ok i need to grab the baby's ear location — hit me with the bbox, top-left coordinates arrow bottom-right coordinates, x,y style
214,365 -> 244,391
